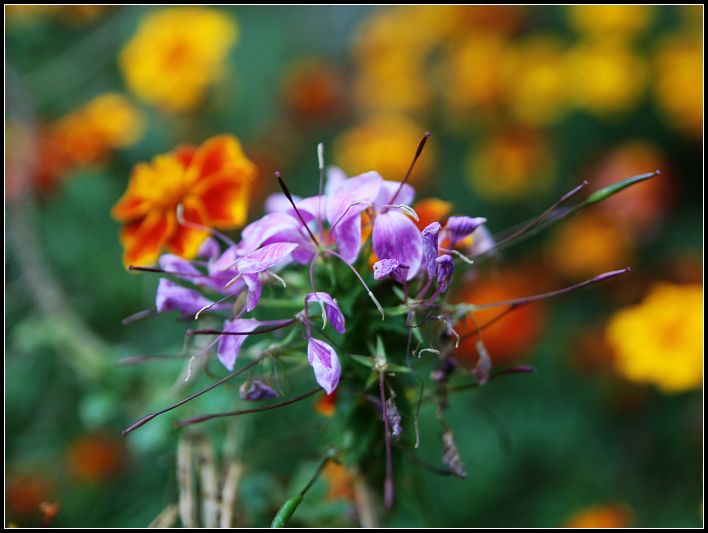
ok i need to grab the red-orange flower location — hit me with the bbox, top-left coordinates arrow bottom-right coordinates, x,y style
112,134 -> 256,267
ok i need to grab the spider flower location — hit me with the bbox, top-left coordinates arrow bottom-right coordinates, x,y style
112,134 -> 256,267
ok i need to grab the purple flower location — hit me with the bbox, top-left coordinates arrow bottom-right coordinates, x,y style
234,242 -> 298,311
373,259 -> 409,284
305,292 -> 346,334
155,279 -> 217,318
421,222 -> 442,279
445,216 -> 487,245
372,210 -> 422,280
307,337 -> 341,394
217,318 -> 261,371
239,380 -> 280,401
435,255 -> 454,294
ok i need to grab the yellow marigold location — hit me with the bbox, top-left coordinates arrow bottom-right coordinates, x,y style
654,34 -> 703,137
564,40 -> 646,114
567,5 -> 654,41
51,93 -> 143,166
508,35 -> 568,126
564,503 -> 633,528
466,129 -> 556,202
548,212 -> 632,280
112,135 -> 255,267
120,8 -> 237,112
606,283 -> 703,393
334,115 -> 434,184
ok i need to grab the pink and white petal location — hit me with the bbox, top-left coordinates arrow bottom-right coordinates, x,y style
217,318 -> 261,371
307,338 -> 341,395
332,214 -> 362,264
374,180 -> 416,208
242,273 -> 262,312
372,211 -> 422,280
237,242 -> 297,274
326,171 -> 382,226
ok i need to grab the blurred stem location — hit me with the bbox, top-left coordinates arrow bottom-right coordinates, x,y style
352,468 -> 382,528
6,65 -> 111,383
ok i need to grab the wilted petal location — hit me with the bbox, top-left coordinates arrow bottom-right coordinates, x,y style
242,273 -> 262,312
155,279 -> 214,317
421,222 -> 442,279
435,254 -> 454,294
307,338 -> 341,395
445,216 -> 487,245
373,258 -> 408,284
306,292 -> 346,334
385,397 -> 402,439
372,211 -> 422,280
332,214 -> 362,264
468,224 -> 496,257
326,171 -> 382,227
237,242 -> 298,274
217,318 -> 260,371
239,380 -> 280,401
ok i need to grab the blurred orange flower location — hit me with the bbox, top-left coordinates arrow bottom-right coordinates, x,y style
455,268 -> 547,366
68,433 -> 126,484
112,134 -> 256,267
323,462 -> 355,502
567,5 -> 654,42
413,198 -> 454,231
563,503 -> 633,528
120,7 -> 237,112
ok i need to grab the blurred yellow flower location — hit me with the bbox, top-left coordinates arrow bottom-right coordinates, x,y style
548,213 -> 632,280
606,283 -> 703,393
654,34 -> 703,137
443,32 -> 515,115
466,129 -> 555,202
51,93 -> 144,166
564,41 -> 646,114
120,8 -> 237,112
567,5 -> 654,42
112,135 -> 255,267
509,36 -> 568,126
564,503 -> 633,528
334,115 -> 434,183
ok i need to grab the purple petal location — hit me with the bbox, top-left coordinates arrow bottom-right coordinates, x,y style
435,254 -> 455,294
306,292 -> 346,334
307,338 -> 341,395
159,254 -> 202,279
373,258 -> 409,284
242,273 -> 262,312
372,211 -> 422,280
326,171 -> 382,227
239,380 -> 280,401
155,278 -> 214,317
468,224 -> 495,257
237,212 -> 307,256
332,214 -> 362,264
197,238 -> 221,260
421,222 -> 442,279
325,166 -> 347,196
237,242 -> 298,274
445,216 -> 487,245
374,180 -> 416,208
217,318 -> 260,371
265,192 -> 301,213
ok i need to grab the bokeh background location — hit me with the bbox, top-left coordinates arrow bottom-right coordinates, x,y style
5,5 -> 703,527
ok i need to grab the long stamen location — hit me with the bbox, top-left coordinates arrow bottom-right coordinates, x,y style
122,353 -> 271,435
491,180 -> 589,251
388,131 -> 430,206
326,250 -> 385,320
176,203 -> 237,248
317,143 -> 325,238
470,267 -> 631,311
128,265 -> 205,279
174,387 -> 322,428
276,171 -> 320,248
187,319 -> 297,337
122,308 -> 156,325
195,293 -> 234,320
329,200 -> 372,233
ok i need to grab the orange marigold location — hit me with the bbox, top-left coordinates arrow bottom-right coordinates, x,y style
112,134 -> 256,267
